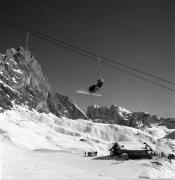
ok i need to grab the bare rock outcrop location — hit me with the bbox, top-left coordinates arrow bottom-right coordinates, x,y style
87,105 -> 132,126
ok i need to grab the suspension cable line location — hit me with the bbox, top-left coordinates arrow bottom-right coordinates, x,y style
1,17 -> 175,93
1,16 -> 175,86
25,32 -> 30,49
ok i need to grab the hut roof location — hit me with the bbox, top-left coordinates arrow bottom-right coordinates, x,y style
115,141 -> 147,151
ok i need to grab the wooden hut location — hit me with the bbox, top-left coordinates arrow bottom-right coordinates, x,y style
109,141 -> 152,159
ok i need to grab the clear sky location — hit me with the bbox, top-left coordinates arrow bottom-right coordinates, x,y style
0,0 -> 175,118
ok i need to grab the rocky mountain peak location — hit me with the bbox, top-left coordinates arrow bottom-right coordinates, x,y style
0,47 -> 87,119
87,104 -> 132,125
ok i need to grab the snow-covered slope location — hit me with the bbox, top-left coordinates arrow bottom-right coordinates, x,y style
1,106 -> 175,180
145,124 -> 175,154
0,104 -> 158,156
1,104 -> 175,156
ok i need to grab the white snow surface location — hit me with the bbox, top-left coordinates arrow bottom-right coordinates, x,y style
116,105 -> 132,114
0,105 -> 175,180
0,105 -> 156,154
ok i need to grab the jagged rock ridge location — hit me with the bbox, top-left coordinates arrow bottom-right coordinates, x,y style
87,105 -> 166,128
87,105 -> 133,126
0,47 -> 87,119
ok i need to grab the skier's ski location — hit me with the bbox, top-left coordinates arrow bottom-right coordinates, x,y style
76,90 -> 102,96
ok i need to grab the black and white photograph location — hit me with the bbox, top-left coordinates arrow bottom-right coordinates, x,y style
0,0 -> 175,179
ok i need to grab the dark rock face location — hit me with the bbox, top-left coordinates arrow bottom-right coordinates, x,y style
87,105 -> 161,128
0,47 -> 87,119
87,105 -> 132,126
47,91 -> 87,119
131,112 -> 160,127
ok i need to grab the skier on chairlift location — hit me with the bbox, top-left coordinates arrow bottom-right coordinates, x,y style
76,56 -> 104,96
88,78 -> 104,94
88,56 -> 104,94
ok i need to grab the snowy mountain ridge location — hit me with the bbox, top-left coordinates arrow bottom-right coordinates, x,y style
87,104 -> 174,130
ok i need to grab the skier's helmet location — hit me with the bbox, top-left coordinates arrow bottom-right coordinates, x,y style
98,78 -> 104,82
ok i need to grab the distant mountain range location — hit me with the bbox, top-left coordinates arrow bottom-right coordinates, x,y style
87,105 -> 175,131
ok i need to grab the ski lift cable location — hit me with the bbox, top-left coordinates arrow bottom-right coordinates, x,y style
97,56 -> 102,79
0,16 -> 174,86
1,18 -> 175,93
101,56 -> 175,86
0,19 -> 97,62
34,12 -> 171,87
25,32 -> 30,49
